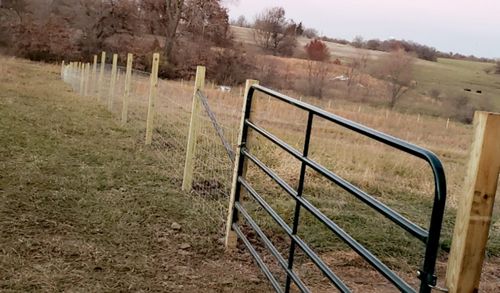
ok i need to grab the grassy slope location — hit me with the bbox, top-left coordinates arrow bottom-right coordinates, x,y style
414,58 -> 500,108
0,57 -> 268,292
232,26 -> 500,112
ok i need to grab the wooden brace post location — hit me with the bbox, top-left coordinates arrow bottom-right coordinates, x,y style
446,111 -> 500,293
225,79 -> 259,249
182,66 -> 206,191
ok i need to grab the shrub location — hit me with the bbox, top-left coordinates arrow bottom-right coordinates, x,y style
210,47 -> 255,85
429,89 -> 441,101
444,95 -> 492,124
304,39 -> 330,61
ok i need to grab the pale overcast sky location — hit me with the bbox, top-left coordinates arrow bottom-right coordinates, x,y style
225,0 -> 499,58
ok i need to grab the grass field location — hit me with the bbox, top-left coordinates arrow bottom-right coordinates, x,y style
232,26 -> 500,118
2,55 -> 499,291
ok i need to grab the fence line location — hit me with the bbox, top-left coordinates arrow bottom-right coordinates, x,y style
60,52 -> 498,292
62,53 -> 242,204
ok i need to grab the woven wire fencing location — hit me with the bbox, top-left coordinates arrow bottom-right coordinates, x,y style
61,59 -> 243,210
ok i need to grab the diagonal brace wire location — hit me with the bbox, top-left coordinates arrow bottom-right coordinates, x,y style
197,90 -> 236,163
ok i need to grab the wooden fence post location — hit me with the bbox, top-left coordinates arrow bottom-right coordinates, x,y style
107,54 -> 118,111
121,53 -> 133,125
145,53 -> 160,145
92,55 -> 98,95
98,51 -> 106,101
225,79 -> 259,249
446,111 -> 500,293
73,62 -> 77,84
182,66 -> 206,191
84,63 -> 90,96
79,62 -> 85,96
61,60 -> 65,79
68,62 -> 72,84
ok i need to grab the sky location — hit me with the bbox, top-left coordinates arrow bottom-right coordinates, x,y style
224,0 -> 499,58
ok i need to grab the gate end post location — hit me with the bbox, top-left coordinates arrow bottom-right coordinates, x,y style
446,111 -> 500,293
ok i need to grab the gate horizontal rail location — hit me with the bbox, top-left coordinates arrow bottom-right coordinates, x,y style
227,84 -> 447,293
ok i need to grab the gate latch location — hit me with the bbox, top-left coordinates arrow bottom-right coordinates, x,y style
417,270 -> 448,292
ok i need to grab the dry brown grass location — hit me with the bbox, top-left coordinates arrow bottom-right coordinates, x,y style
36,55 -> 500,291
0,56 -> 272,292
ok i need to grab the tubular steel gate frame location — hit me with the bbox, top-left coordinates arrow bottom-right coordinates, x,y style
228,84 -> 447,293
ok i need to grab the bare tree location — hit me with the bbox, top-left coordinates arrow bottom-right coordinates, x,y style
2,0 -> 28,24
376,49 -> 415,108
164,0 -> 184,61
253,7 -> 297,56
346,54 -> 368,96
141,0 -> 229,61
182,0 -> 230,45
140,0 -> 185,61
304,39 -> 330,98
233,15 -> 248,27
352,35 -> 364,48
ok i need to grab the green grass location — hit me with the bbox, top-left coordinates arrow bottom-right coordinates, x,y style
413,58 -> 500,109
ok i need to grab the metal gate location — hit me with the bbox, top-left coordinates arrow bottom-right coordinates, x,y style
227,85 -> 447,293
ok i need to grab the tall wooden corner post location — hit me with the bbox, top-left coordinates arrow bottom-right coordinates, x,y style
121,53 -> 133,125
446,111 -> 500,293
225,79 -> 259,249
182,66 -> 206,191
145,53 -> 160,145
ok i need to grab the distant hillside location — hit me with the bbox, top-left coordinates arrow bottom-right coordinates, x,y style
230,26 -> 500,115
231,26 -> 387,61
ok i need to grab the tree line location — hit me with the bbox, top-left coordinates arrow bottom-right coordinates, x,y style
0,0 -> 252,83
232,14 -> 496,64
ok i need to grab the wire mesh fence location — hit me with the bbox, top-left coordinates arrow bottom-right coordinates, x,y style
62,57 -> 243,206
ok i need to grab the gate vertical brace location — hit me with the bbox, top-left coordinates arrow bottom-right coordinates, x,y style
225,79 -> 259,249
284,112 -> 314,293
